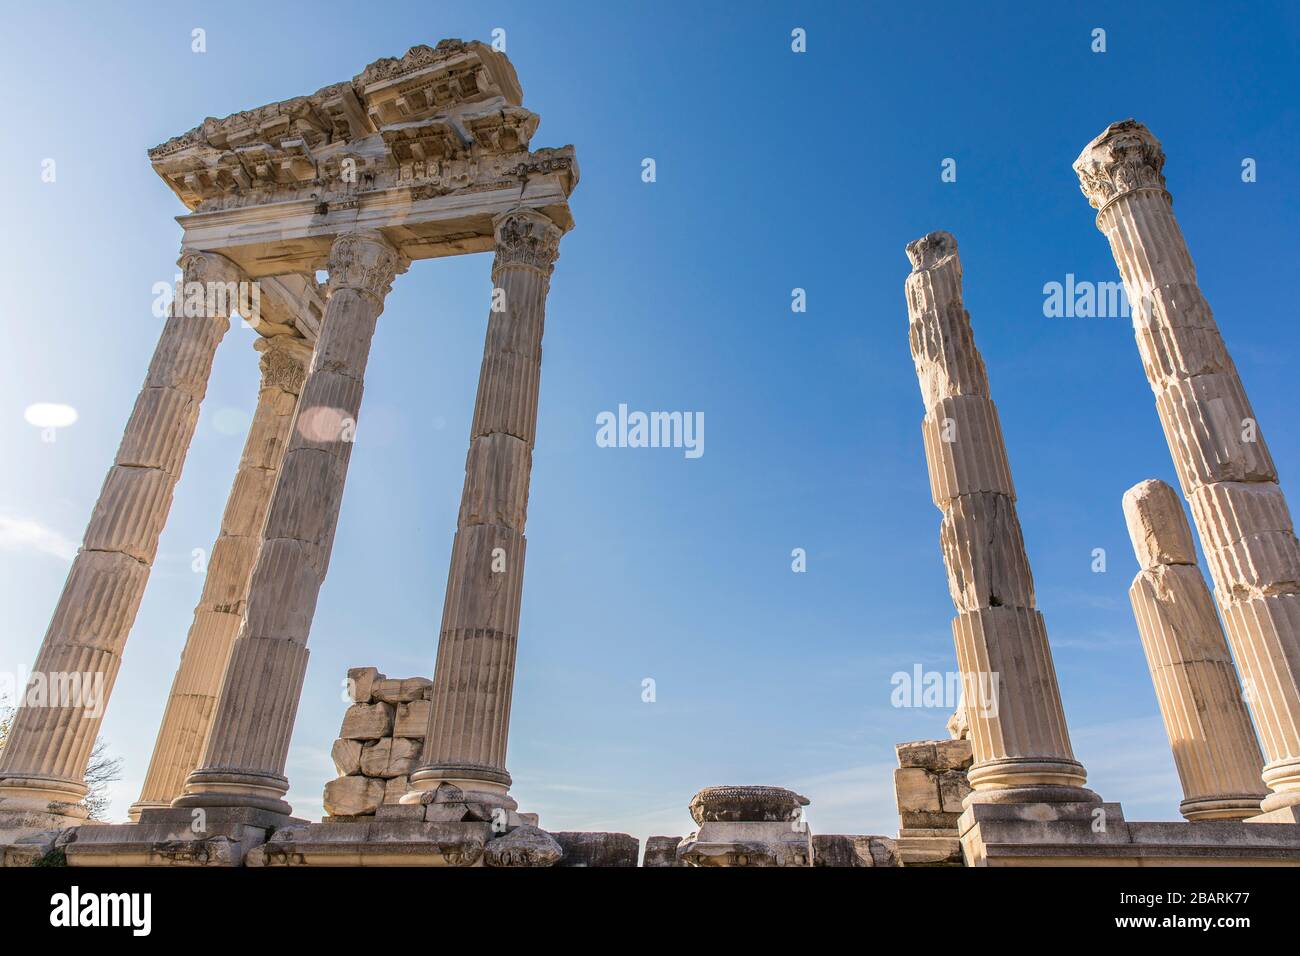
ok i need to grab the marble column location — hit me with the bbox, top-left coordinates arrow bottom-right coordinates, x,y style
905,231 -> 1097,805
1076,120 -> 1300,815
405,208 -> 564,809
129,334 -> 312,820
0,252 -> 241,828
1124,479 -> 1267,819
173,230 -> 405,816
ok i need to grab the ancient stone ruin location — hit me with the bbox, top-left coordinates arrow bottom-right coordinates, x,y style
1,39 -> 1299,867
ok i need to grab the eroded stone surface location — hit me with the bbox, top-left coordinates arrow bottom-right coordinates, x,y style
1077,120 -> 1300,814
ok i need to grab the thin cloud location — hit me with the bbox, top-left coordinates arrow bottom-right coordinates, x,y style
0,514 -> 77,562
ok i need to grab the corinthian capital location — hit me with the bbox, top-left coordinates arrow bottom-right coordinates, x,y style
1074,119 -> 1168,212
326,230 -> 407,300
178,250 -> 245,287
492,208 -> 563,274
255,334 -> 312,394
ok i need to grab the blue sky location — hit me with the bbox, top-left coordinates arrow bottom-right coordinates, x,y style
1,1 -> 1297,845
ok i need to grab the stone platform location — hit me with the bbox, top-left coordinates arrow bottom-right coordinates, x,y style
960,802 -> 1300,866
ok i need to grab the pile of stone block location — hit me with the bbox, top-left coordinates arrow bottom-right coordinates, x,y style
893,737 -> 972,865
324,668 -> 432,818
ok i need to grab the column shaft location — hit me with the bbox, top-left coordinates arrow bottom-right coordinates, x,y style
1123,479 -> 1267,819
407,208 -> 564,806
129,335 -> 311,819
173,231 -> 404,816
905,231 -> 1096,805
1076,120 -> 1300,812
0,252 -> 240,826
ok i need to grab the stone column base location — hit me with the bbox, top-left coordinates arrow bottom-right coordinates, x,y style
677,821 -> 814,867
60,807 -> 301,867
0,780 -> 90,830
246,814 -> 632,867
960,800 -> 1300,865
1247,805 -> 1300,825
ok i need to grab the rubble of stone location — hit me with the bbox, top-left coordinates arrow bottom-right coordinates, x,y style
893,739 -> 972,865
324,667 -> 433,817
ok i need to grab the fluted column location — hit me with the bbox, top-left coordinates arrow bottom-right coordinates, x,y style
405,208 -> 565,808
1124,479 -> 1267,819
1076,120 -> 1300,813
905,231 -> 1097,805
173,230 -> 405,816
129,335 -> 312,820
0,252 -> 239,827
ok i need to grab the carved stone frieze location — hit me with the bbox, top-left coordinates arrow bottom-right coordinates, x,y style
147,40 -> 568,214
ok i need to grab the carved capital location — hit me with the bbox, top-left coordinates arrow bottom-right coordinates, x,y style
255,335 -> 312,395
325,230 -> 406,301
1074,119 -> 1168,213
177,250 -> 245,287
492,208 -> 563,275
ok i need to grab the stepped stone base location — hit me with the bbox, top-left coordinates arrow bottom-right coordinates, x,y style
245,817 -> 635,867
58,807 -> 301,867
959,801 -> 1300,866
894,736 -> 972,865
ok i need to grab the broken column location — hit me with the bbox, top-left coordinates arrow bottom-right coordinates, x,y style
905,230 -> 1097,806
130,334 -> 312,820
676,786 -> 813,867
1076,120 -> 1300,817
1123,479 -> 1267,820
0,251 -> 241,829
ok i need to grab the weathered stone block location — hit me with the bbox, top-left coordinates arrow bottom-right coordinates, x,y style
934,739 -> 973,770
323,776 -> 385,817
394,699 -> 431,737
938,769 -> 972,813
330,738 -> 362,776
339,701 -> 393,740
643,835 -> 682,867
551,831 -> 639,867
373,676 -> 433,704
347,667 -> 383,703
484,825 -> 562,867
384,776 -> 409,805
360,737 -> 421,778
894,767 -> 941,812
896,741 -> 938,769
812,834 -> 902,867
